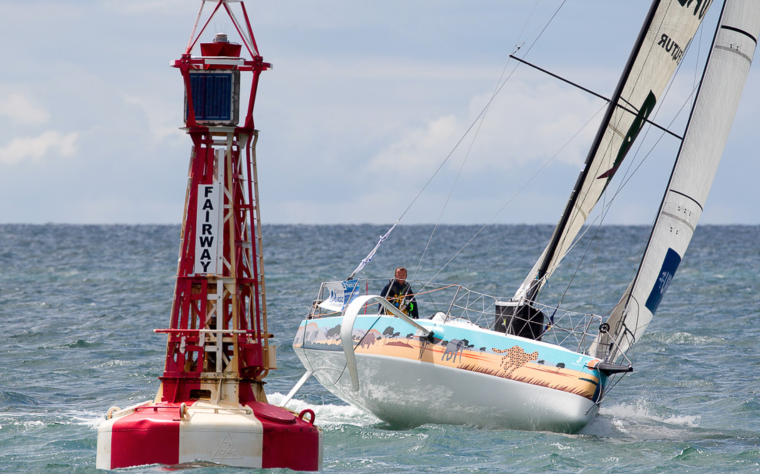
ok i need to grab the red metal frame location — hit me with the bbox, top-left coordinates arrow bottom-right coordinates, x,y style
160,0 -> 272,404
98,4 -> 322,471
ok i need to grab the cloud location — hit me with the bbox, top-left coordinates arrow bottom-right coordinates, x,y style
0,93 -> 50,125
369,114 -> 461,175
123,94 -> 184,144
366,78 -> 604,185
100,0 -> 188,15
0,130 -> 78,164
463,80 -> 606,168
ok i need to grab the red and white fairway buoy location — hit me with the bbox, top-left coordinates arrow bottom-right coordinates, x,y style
96,1 -> 323,470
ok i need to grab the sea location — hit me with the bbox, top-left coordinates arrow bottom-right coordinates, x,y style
1,223 -> 759,473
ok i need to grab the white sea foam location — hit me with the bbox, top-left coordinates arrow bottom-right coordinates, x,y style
591,400 -> 700,440
602,400 -> 700,426
0,417 -> 46,430
69,411 -> 106,429
0,410 -> 105,430
92,359 -> 140,369
579,413 -> 624,438
16,420 -> 45,428
267,392 -> 380,428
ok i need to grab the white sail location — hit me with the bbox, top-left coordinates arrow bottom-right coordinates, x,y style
597,0 -> 760,361
517,0 -> 712,301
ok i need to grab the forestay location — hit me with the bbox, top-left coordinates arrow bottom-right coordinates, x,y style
595,0 -> 760,361
516,0 -> 712,301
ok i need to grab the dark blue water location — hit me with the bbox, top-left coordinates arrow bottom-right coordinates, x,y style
1,224 -> 759,473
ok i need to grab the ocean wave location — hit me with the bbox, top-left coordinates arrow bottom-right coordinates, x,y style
42,339 -> 100,349
92,359 -> 141,369
586,400 -> 701,441
0,391 -> 40,407
645,331 -> 725,345
601,400 -> 700,426
268,392 -> 380,428
0,410 -> 104,431
67,410 -> 105,429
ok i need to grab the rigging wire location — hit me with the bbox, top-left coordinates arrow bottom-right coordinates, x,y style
539,1 -> 679,299
606,21 -> 706,285
411,1 -> 543,280
411,59 -> 513,281
493,2 -> 678,306
410,0 -> 567,280
419,101 -> 608,290
694,22 -> 704,90
521,0 -> 568,57
549,68 -> 701,306
551,78 -> 701,307
610,9 -> 724,359
547,7 -> 708,307
400,0 -> 566,225
352,0 -> 567,277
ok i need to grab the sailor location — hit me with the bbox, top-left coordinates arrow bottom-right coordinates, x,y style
379,267 -> 419,319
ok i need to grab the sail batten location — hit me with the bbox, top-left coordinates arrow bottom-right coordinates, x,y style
516,0 -> 712,303
598,0 -> 760,362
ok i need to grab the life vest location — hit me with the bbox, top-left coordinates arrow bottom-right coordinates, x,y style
384,281 -> 412,316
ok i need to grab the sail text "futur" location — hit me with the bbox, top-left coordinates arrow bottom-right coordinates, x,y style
658,34 -> 684,63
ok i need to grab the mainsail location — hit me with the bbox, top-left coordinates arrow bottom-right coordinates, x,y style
595,0 -> 760,361
516,0 -> 712,302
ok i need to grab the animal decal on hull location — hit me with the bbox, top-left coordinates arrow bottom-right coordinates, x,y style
494,346 -> 539,377
295,322 -> 355,352
441,339 -> 474,364
359,332 -> 378,349
325,324 -> 341,339
295,318 -> 601,401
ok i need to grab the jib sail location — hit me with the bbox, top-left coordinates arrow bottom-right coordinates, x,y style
516,0 -> 713,303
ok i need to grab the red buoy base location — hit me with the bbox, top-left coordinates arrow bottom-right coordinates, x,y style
97,400 -> 322,471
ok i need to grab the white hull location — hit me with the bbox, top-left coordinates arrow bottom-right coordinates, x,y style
295,346 -> 598,432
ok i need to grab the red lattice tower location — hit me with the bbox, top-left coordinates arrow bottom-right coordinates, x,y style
97,4 -> 321,470
157,0 -> 274,405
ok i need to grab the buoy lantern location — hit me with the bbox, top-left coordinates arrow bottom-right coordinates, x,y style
96,1 -> 323,470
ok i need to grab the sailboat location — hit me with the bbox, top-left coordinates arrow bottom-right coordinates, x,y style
289,0 -> 760,433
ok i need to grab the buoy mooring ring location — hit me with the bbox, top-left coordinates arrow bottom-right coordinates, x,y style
298,409 -> 316,425
106,407 -> 121,420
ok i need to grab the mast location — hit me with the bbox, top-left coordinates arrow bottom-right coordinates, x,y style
516,0 -> 712,305
597,0 -> 760,362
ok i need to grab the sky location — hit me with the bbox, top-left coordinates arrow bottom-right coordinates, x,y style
0,0 -> 757,225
